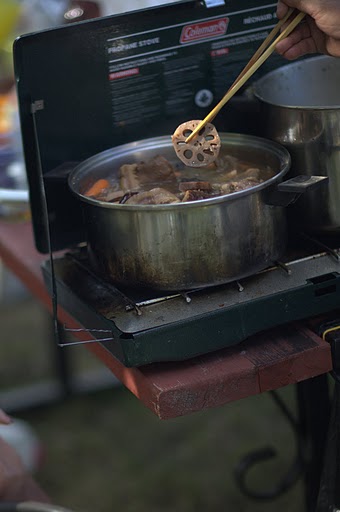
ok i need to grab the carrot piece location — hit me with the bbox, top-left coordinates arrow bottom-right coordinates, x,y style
84,178 -> 110,197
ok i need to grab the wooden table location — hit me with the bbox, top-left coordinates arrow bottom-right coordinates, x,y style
0,218 -> 333,420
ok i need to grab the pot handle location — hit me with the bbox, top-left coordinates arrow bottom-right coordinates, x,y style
264,175 -> 328,207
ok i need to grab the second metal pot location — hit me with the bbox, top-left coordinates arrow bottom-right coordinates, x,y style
69,133 -> 292,291
254,55 -> 340,235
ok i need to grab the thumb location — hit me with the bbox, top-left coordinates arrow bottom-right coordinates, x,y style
277,1 -> 291,19
277,0 -> 315,17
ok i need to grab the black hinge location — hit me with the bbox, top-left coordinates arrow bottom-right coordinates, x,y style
31,100 -> 44,114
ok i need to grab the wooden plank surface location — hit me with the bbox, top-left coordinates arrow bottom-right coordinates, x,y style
0,218 -> 333,419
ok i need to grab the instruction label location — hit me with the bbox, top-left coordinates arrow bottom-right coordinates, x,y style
106,3 -> 281,129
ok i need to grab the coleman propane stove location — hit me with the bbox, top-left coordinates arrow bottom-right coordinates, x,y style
13,1 -> 340,367
39,233 -> 340,367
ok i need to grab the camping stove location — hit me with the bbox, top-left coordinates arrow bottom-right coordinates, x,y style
13,1 -> 340,367
41,232 -> 340,366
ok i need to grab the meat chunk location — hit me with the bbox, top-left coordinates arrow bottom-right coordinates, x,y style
136,155 -> 177,184
120,164 -> 139,191
221,177 -> 262,194
243,168 -> 261,179
179,181 -> 212,192
124,188 -> 180,205
120,155 -> 178,193
214,154 -> 239,171
181,189 -> 215,202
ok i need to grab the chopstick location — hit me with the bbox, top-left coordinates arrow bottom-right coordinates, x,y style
227,7 -> 295,92
185,9 -> 305,143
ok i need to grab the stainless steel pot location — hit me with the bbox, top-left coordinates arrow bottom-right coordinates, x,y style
68,133 -> 292,291
253,55 -> 340,235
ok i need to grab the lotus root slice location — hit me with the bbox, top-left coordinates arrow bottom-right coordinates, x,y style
172,120 -> 221,167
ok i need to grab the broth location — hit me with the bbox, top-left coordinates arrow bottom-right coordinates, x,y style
82,153 -> 275,205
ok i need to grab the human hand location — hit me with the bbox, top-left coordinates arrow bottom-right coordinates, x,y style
276,0 -> 340,59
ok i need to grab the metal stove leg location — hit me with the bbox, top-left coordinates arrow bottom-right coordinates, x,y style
234,389 -> 305,501
47,316 -> 73,397
296,374 -> 331,512
315,379 -> 340,512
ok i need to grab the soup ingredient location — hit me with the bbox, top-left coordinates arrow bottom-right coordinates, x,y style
81,154 -> 272,205
179,181 -> 212,192
182,189 -> 215,202
84,178 -> 110,197
123,188 -> 180,205
120,155 -> 177,192
172,120 -> 221,167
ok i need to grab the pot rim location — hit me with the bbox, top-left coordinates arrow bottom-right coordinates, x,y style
68,132 -> 291,210
253,55 -> 340,110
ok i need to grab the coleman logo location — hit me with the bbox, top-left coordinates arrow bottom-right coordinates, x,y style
180,18 -> 229,43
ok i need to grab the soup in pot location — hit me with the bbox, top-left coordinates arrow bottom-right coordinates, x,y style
82,153 -> 275,205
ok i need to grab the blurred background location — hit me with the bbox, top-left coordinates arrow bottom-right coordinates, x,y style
0,1 -> 305,511
0,296 -> 303,512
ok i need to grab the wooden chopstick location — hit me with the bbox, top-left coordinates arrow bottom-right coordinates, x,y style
185,9 -> 305,143
224,8 -> 295,97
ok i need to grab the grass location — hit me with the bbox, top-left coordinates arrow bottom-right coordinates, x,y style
0,288 -> 305,512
